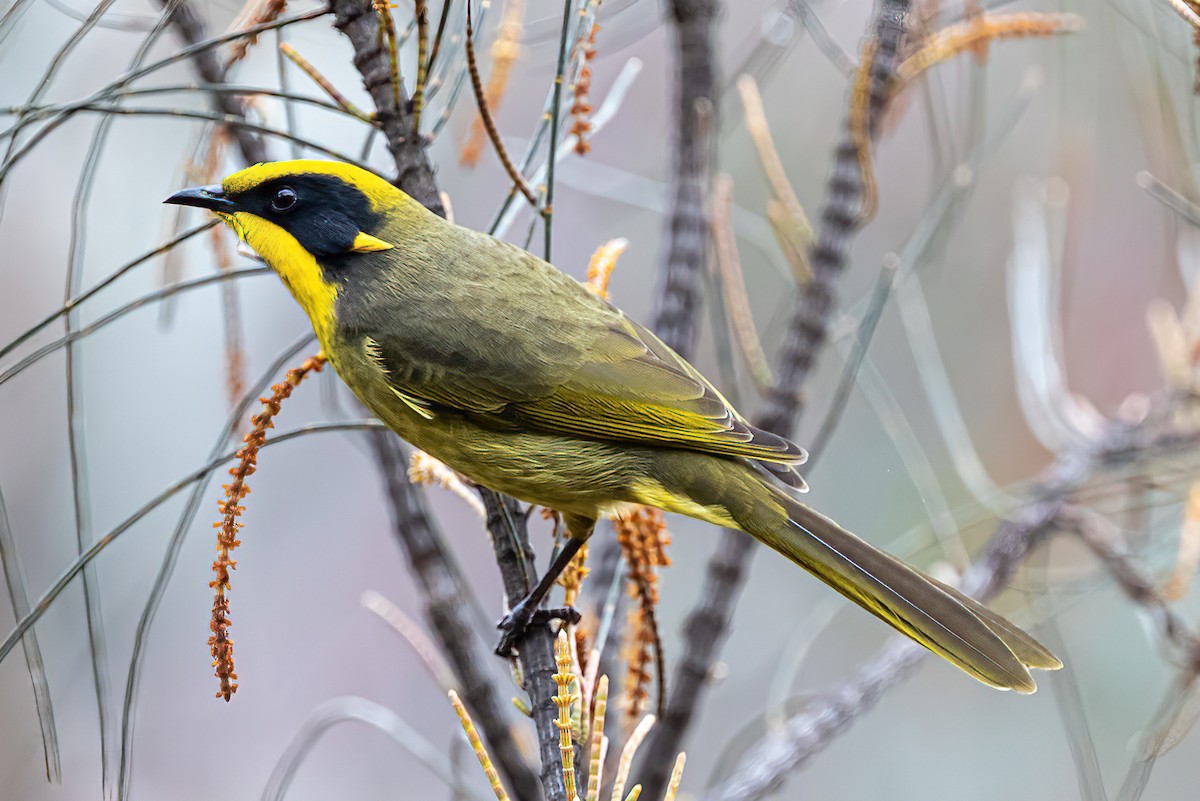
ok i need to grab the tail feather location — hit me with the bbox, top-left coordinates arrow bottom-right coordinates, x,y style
927,575 -> 1062,671
741,486 -> 1060,692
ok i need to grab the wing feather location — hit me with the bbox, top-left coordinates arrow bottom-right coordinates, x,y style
365,298 -> 805,466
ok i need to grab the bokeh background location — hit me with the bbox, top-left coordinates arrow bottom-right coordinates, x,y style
2,0 -> 1200,799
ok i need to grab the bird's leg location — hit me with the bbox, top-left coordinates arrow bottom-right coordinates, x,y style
495,533 -> 586,657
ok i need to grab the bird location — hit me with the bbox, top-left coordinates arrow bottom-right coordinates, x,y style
166,160 -> 1060,693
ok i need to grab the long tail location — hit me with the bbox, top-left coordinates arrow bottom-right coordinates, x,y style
649,458 -> 1061,692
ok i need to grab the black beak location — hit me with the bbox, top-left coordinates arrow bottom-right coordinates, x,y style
163,184 -> 236,211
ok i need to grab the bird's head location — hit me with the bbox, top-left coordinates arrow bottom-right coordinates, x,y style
164,160 -> 412,340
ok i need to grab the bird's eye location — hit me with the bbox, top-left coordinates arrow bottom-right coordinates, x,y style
270,187 -> 298,213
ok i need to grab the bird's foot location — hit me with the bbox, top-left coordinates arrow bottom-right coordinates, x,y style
495,602 -> 581,657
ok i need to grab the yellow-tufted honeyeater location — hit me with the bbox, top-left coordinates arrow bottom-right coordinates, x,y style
166,160 -> 1060,692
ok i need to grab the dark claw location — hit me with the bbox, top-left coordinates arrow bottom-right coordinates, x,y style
494,604 -> 582,657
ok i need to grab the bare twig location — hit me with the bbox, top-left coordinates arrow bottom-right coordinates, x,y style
361,589 -> 459,691
412,0 -> 429,133
478,488 -> 572,801
279,42 -> 374,121
461,0 -> 525,165
543,0 -> 574,262
464,0 -> 537,205
61,8 -> 185,790
264,695 -> 486,801
0,267 -> 272,388
0,487 -> 60,782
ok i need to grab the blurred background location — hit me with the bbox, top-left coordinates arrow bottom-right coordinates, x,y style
2,0 -> 1200,798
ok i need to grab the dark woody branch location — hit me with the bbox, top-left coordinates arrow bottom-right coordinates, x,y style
331,1 -> 553,798
636,1 -> 912,796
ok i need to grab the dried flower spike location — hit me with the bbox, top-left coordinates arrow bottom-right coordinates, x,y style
408,449 -> 487,518
209,353 -> 326,701
614,506 -> 670,722
610,714 -> 655,801
586,674 -> 609,801
896,12 -> 1084,85
571,24 -> 600,154
557,542 -> 590,607
449,690 -> 512,801
664,752 -> 686,801
1165,482 -> 1200,601
554,630 -> 580,800
736,74 -> 812,282
223,0 -> 288,68
585,238 -> 629,300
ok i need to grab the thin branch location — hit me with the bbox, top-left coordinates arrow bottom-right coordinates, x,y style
0,218 -> 214,366
426,0 -> 454,76
0,267 -> 272,388
264,695 -> 489,801
275,26 -> 302,159
464,0 -> 537,205
807,257 -> 898,461
543,0 -> 574,262
412,0 -> 429,133
0,420 -> 387,668
0,7 -> 329,165
63,11 -> 183,787
278,43 -> 375,122
478,489 -> 571,801
0,105 -> 370,185
0,486 -> 60,782
1,86 -> 372,131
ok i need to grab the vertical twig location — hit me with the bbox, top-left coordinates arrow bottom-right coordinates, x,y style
652,0 -> 718,358
478,489 -> 571,801
543,0 -> 574,262
412,0 -> 428,134
0,487 -> 60,782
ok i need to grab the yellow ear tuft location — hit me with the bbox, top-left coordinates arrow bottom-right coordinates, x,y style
350,232 -> 395,252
